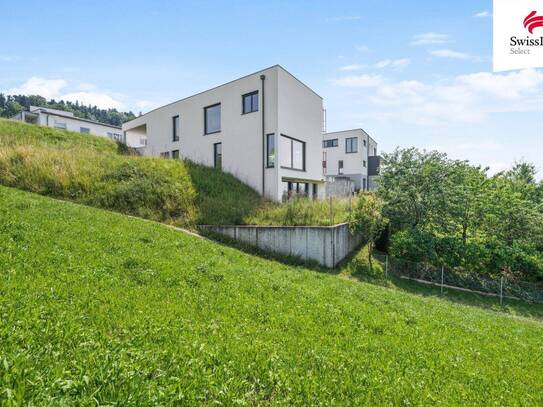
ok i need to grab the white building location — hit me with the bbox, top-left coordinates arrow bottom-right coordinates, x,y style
322,128 -> 379,192
12,106 -> 145,148
123,65 -> 326,202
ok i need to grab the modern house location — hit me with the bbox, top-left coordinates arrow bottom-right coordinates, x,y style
122,65 -> 326,202
322,128 -> 379,192
12,106 -> 145,148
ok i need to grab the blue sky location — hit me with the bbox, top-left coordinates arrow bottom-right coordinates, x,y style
2,0 -> 542,177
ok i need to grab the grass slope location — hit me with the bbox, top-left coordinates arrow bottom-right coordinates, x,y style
1,186 -> 542,405
0,119 -> 264,226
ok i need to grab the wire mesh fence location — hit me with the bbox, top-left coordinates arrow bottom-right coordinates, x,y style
373,253 -> 543,305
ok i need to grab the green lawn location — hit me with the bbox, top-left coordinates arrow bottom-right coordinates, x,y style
1,186 -> 542,405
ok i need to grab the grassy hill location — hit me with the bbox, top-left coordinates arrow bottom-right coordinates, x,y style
0,119 -> 264,227
1,185 -> 542,405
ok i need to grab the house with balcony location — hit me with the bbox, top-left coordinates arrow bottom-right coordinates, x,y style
12,106 -> 145,148
322,128 -> 379,192
122,65 -> 326,202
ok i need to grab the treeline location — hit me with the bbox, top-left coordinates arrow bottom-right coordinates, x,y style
378,148 -> 543,281
0,94 -> 136,126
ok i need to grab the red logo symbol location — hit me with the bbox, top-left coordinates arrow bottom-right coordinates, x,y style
524,11 -> 543,34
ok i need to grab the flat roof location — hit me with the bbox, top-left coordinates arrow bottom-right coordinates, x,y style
129,64 -> 323,122
325,128 -> 377,144
31,107 -> 122,129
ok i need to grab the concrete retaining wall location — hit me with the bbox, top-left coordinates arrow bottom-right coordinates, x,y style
201,223 -> 362,268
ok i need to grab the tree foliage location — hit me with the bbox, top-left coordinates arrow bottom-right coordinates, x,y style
379,148 -> 543,280
0,93 -> 136,126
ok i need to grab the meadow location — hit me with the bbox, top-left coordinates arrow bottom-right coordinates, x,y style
1,185 -> 542,405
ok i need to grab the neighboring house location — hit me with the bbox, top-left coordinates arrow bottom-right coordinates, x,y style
322,128 -> 379,192
12,106 -> 146,148
123,65 -> 326,202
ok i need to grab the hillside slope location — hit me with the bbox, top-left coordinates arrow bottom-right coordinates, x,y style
1,186 -> 542,405
0,119 -> 264,226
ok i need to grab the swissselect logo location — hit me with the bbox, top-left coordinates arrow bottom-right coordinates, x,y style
524,11 -> 543,33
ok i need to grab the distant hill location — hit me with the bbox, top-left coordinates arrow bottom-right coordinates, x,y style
0,93 -> 136,126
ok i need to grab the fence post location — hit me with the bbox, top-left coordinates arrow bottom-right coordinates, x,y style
385,255 -> 388,280
440,266 -> 444,295
500,277 -> 504,306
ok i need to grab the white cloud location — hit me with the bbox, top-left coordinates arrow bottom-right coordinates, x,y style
8,77 -> 67,99
62,92 -> 125,110
327,16 -> 361,22
430,49 -> 471,60
375,58 -> 411,69
474,10 -> 491,18
6,77 -> 124,109
355,45 -> 370,52
336,69 -> 543,126
410,32 -> 449,46
334,74 -> 384,88
339,64 -> 367,71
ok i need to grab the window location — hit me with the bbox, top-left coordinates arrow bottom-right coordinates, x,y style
282,181 -> 309,199
204,103 -> 221,134
346,137 -> 358,153
312,183 -> 318,199
280,135 -> 305,171
107,132 -> 124,142
140,138 -> 147,146
172,115 -> 179,142
374,147 -> 377,156
363,139 -> 367,147
363,160 -> 366,167
323,139 -> 338,148
80,127 -> 90,134
338,160 -> 344,175
242,91 -> 258,114
160,152 -> 170,158
172,150 -> 179,159
54,121 -> 67,130
363,178 -> 367,191
266,133 -> 275,168
214,142 -> 222,169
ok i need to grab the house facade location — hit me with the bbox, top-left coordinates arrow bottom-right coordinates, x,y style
12,106 -> 145,148
122,65 -> 326,202
322,128 -> 378,192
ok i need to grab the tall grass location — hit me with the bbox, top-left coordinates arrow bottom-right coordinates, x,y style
245,196 -> 356,226
0,119 -> 264,227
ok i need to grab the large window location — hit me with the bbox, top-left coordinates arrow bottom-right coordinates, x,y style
54,121 -> 67,130
266,133 -> 275,168
214,142 -> 222,169
172,115 -> 179,141
323,139 -> 338,148
172,150 -> 179,159
242,91 -> 258,114
346,137 -> 358,153
107,132 -> 124,142
80,127 -> 90,134
280,135 -> 305,171
204,103 -> 221,134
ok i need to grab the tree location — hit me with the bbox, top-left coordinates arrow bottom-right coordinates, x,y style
349,193 -> 387,271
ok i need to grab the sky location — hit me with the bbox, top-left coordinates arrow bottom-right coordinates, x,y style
1,0 -> 541,178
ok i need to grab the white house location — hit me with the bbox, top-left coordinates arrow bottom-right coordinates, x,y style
122,65 -> 326,202
322,128 -> 379,192
12,106 -> 145,148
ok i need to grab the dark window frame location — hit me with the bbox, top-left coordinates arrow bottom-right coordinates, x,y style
280,134 -> 306,172
172,115 -> 180,142
204,103 -> 221,135
266,133 -> 275,168
323,138 -> 339,148
172,150 -> 179,159
338,160 -> 344,175
345,137 -> 358,154
213,142 -> 222,169
242,91 -> 259,114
